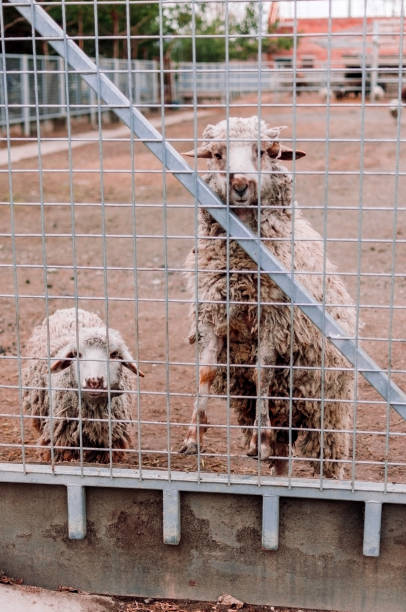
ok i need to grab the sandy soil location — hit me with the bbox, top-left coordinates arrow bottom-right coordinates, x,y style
0,92 -> 405,483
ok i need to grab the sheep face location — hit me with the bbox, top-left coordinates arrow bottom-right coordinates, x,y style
184,116 -> 305,207
50,328 -> 143,401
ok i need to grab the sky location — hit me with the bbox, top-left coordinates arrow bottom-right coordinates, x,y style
277,0 -> 404,19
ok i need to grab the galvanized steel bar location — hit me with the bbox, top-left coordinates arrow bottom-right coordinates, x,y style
1,463 -> 406,508
262,494 -> 279,551
162,488 -> 181,545
363,501 -> 382,557
67,484 -> 87,539
8,0 -> 406,426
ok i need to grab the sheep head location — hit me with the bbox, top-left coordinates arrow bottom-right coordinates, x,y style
50,327 -> 144,401
183,116 -> 305,207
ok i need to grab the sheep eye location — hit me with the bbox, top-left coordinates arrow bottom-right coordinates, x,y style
110,351 -> 120,360
260,150 -> 265,158
214,153 -> 222,160
66,350 -> 77,359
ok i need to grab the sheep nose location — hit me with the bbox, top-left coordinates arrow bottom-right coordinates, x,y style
231,178 -> 248,197
86,377 -> 104,389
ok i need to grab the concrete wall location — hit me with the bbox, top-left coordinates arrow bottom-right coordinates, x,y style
1,483 -> 406,611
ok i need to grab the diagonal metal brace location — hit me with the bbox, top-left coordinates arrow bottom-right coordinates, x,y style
7,0 -> 406,422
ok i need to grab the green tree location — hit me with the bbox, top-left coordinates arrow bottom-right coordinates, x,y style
3,1 -> 161,59
4,1 -> 291,61
168,2 -> 292,63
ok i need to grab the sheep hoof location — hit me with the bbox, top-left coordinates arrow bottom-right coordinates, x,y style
179,441 -> 198,455
247,440 -> 272,461
259,442 -> 272,461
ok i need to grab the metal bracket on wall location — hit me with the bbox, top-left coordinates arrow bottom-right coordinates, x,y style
363,501 -> 383,557
67,485 -> 87,540
262,494 -> 280,550
64,485 -> 379,557
163,489 -> 181,545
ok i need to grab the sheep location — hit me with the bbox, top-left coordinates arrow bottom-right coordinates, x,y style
371,85 -> 385,100
389,98 -> 401,119
22,308 -> 144,463
389,87 -> 406,119
181,116 -> 355,479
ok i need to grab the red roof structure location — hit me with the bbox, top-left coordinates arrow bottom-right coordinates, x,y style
268,12 -> 406,68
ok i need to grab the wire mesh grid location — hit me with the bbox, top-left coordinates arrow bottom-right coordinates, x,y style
0,0 -> 406,493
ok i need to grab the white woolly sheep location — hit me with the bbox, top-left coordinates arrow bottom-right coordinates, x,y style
22,308 -> 144,463
181,116 -> 355,479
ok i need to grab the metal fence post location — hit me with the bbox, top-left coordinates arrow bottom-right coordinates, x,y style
21,54 -> 30,136
134,60 -> 141,107
59,56 -> 66,119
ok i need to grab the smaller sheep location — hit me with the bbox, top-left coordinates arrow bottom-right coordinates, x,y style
22,308 -> 144,463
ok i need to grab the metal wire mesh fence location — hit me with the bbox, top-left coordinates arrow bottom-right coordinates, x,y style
0,53 -> 158,134
0,0 -> 406,518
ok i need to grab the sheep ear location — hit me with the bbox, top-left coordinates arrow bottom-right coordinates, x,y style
123,361 -> 145,377
182,147 -> 212,158
50,349 -> 77,373
279,145 -> 306,160
50,359 -> 70,373
267,143 -> 306,160
50,351 -> 76,373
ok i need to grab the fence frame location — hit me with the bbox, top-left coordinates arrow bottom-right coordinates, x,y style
2,0 -> 406,560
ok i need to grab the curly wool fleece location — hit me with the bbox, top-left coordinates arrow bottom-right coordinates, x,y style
185,116 -> 355,478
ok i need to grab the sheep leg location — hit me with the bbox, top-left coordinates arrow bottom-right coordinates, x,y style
247,347 -> 276,461
301,402 -> 350,479
180,332 -> 222,455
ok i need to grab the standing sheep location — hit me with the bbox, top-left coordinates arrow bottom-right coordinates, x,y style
181,116 -> 355,478
22,308 -> 144,463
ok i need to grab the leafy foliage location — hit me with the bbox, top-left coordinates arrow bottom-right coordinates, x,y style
169,2 -> 292,62
4,1 -> 291,61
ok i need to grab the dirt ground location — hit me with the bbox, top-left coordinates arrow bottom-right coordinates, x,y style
0,92 -> 406,483
0,570 -> 331,611
118,596 -> 324,612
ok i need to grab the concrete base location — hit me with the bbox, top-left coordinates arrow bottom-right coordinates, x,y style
0,584 -> 116,612
0,483 -> 405,612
